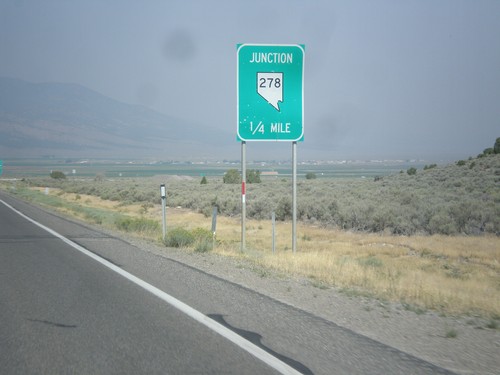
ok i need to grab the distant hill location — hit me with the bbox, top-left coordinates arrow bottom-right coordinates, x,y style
0,77 -> 231,159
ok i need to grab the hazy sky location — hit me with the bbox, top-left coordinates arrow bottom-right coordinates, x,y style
1,0 -> 499,161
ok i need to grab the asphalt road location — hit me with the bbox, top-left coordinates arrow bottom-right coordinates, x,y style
0,191 -> 456,374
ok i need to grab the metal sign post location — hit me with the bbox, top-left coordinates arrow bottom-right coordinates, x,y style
241,141 -> 246,252
292,142 -> 297,253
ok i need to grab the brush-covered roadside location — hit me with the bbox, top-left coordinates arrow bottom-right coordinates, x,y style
30,153 -> 500,236
3,176 -> 499,320
1,152 -> 499,318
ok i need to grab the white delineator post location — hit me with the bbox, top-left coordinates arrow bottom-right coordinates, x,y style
160,184 -> 166,241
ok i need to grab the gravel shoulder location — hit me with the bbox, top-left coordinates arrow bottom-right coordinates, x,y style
117,232 -> 500,375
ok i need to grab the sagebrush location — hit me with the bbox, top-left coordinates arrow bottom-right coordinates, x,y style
28,154 -> 500,235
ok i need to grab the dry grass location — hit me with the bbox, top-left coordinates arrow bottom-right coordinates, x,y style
27,187 -> 500,318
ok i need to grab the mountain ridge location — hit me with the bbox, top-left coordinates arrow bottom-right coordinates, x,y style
0,77 -> 230,159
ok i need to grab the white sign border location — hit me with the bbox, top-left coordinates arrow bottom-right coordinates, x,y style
237,43 -> 305,142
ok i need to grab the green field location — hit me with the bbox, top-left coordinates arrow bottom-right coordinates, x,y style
0,158 -> 427,179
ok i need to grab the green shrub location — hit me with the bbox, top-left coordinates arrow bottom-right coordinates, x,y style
429,211 -> 458,235
84,211 -> 104,225
223,169 -> 241,184
423,164 -> 437,170
276,197 -> 292,220
164,227 -> 195,248
445,328 -> 458,338
191,227 -> 213,242
494,137 -> 500,154
483,148 -> 494,156
115,217 -> 159,233
194,240 -> 212,253
457,160 -> 466,166
358,256 -> 383,268
305,172 -> 317,180
246,169 -> 262,183
163,227 -> 213,251
247,197 -> 274,219
407,167 -> 417,175
50,171 -> 66,179
200,176 -> 208,184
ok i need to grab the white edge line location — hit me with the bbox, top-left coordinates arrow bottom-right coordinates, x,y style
1,199 -> 303,375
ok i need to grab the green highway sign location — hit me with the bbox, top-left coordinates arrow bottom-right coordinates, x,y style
237,44 -> 304,141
